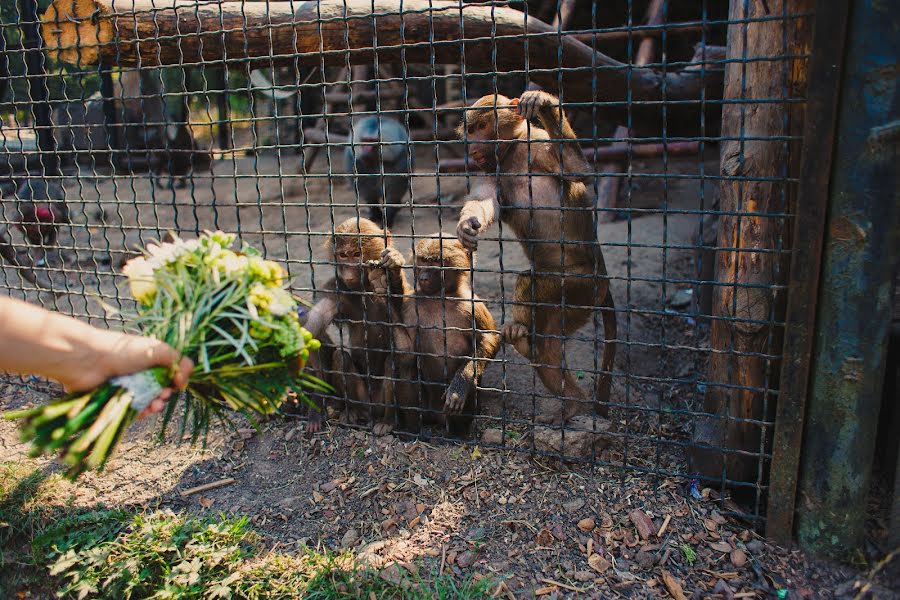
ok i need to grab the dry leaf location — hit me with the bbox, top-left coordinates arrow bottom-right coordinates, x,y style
588,553 -> 610,574
710,541 -> 733,553
630,510 -> 655,540
577,518 -> 595,532
536,528 -> 554,546
661,570 -> 687,600
457,550 -> 476,568
471,446 -> 482,459
312,491 -> 325,503
198,496 -> 214,508
730,548 -> 748,568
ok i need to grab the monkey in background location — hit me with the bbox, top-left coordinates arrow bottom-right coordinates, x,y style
372,236 -> 500,437
302,217 -> 411,430
345,116 -> 413,229
13,179 -> 69,267
455,90 -> 617,424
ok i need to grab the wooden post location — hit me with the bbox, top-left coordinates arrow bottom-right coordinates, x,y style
690,0 -> 814,486
39,0 -> 723,136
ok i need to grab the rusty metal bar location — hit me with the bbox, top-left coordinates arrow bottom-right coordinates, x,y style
765,0 -> 851,544
795,0 -> 900,557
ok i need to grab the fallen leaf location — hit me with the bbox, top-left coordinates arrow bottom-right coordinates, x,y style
198,496 -> 214,508
535,528 -> 554,546
630,510 -> 655,540
661,570 -> 687,600
471,446 -> 482,459
563,498 -> 585,513
341,529 -> 359,548
730,548 -> 747,568
577,518 -> 596,532
312,491 -> 325,503
456,550 -> 476,568
710,541 -> 733,553
588,553 -> 610,574
412,474 -> 428,487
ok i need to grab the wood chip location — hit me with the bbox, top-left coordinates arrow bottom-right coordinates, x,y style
629,509 -> 655,540
180,478 -> 235,497
657,514 -> 672,537
588,553 -> 610,574
661,570 -> 687,600
535,586 -> 557,596
730,548 -> 748,568
710,541 -> 733,553
539,578 -> 586,593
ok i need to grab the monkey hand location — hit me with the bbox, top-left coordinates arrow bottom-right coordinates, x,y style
443,372 -> 471,415
517,90 -> 555,122
378,247 -> 405,270
367,266 -> 390,297
456,216 -> 482,251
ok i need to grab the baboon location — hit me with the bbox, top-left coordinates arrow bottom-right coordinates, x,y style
303,218 -> 411,430
374,236 -> 499,436
456,90 -> 617,424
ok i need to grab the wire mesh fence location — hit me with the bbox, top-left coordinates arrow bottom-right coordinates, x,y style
0,0 -> 813,527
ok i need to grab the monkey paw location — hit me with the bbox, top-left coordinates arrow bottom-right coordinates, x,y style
501,322 -> 528,345
517,90 -> 554,121
443,374 -> 471,415
373,421 -> 394,436
456,216 -> 481,251
367,267 -> 389,296
379,247 -> 405,270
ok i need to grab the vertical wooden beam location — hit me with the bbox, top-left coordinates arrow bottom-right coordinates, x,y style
795,0 -> 900,557
765,0 -> 851,544
691,0 -> 814,487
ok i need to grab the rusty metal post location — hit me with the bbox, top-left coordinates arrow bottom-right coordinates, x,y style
795,0 -> 900,558
765,0 -> 852,543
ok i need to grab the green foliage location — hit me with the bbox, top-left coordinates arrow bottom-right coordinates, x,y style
0,463 -> 495,600
680,543 -> 697,566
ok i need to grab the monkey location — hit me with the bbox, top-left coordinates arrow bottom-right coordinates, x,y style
13,179 -> 69,267
455,90 -> 617,424
372,236 -> 500,437
302,217 -> 411,432
149,123 -> 211,190
345,116 -> 413,229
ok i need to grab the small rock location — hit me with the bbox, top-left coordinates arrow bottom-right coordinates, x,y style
746,540 -> 763,553
573,571 -> 595,582
635,551 -> 656,569
563,498 -> 585,513
481,428 -> 504,445
341,528 -> 359,549
730,548 -> 747,568
577,518 -> 596,532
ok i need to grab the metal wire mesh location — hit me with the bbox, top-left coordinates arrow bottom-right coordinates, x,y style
0,0 -> 812,526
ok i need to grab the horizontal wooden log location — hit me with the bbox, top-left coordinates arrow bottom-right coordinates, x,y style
572,22 -> 708,44
40,0 -> 723,135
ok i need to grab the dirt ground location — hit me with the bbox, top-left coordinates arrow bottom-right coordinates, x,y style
1,143 -> 896,597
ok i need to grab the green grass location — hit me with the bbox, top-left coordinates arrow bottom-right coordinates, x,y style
0,462 -> 495,599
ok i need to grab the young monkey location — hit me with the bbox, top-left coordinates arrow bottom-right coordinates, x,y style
303,217 -> 411,430
373,236 -> 500,436
456,90 -> 617,424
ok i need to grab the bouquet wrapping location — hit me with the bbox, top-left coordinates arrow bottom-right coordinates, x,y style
5,231 -> 329,478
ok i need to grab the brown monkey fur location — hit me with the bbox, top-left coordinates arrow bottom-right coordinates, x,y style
456,90 -> 617,424
303,217 -> 411,429
375,235 -> 499,436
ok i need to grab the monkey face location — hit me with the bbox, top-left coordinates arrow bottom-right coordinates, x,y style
334,244 -> 366,289
414,260 -> 443,295
355,135 -> 380,167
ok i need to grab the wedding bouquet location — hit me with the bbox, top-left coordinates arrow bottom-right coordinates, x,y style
5,231 -> 329,478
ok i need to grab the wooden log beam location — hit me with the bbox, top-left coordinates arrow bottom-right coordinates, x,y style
690,0 -> 814,487
40,0 -> 722,135
573,22 -> 708,44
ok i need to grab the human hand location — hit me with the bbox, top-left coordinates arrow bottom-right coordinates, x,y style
66,330 -> 193,418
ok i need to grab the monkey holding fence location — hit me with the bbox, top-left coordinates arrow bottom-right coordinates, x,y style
302,217 -> 411,429
455,90 -> 617,424
345,116 -> 413,229
371,235 -> 499,437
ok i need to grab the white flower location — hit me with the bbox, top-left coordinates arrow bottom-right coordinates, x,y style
267,288 -> 295,316
145,241 -> 181,266
121,256 -> 157,303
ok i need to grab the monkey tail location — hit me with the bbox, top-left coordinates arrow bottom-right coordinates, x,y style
594,286 -> 617,418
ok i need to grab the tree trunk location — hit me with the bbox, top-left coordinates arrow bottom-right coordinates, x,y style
690,0 -> 813,486
40,0 -> 723,135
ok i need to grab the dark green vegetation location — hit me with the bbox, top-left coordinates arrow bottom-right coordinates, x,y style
0,462 -> 495,599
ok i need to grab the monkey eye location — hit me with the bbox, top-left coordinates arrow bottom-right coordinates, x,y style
477,121 -> 487,132
466,125 -> 475,136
